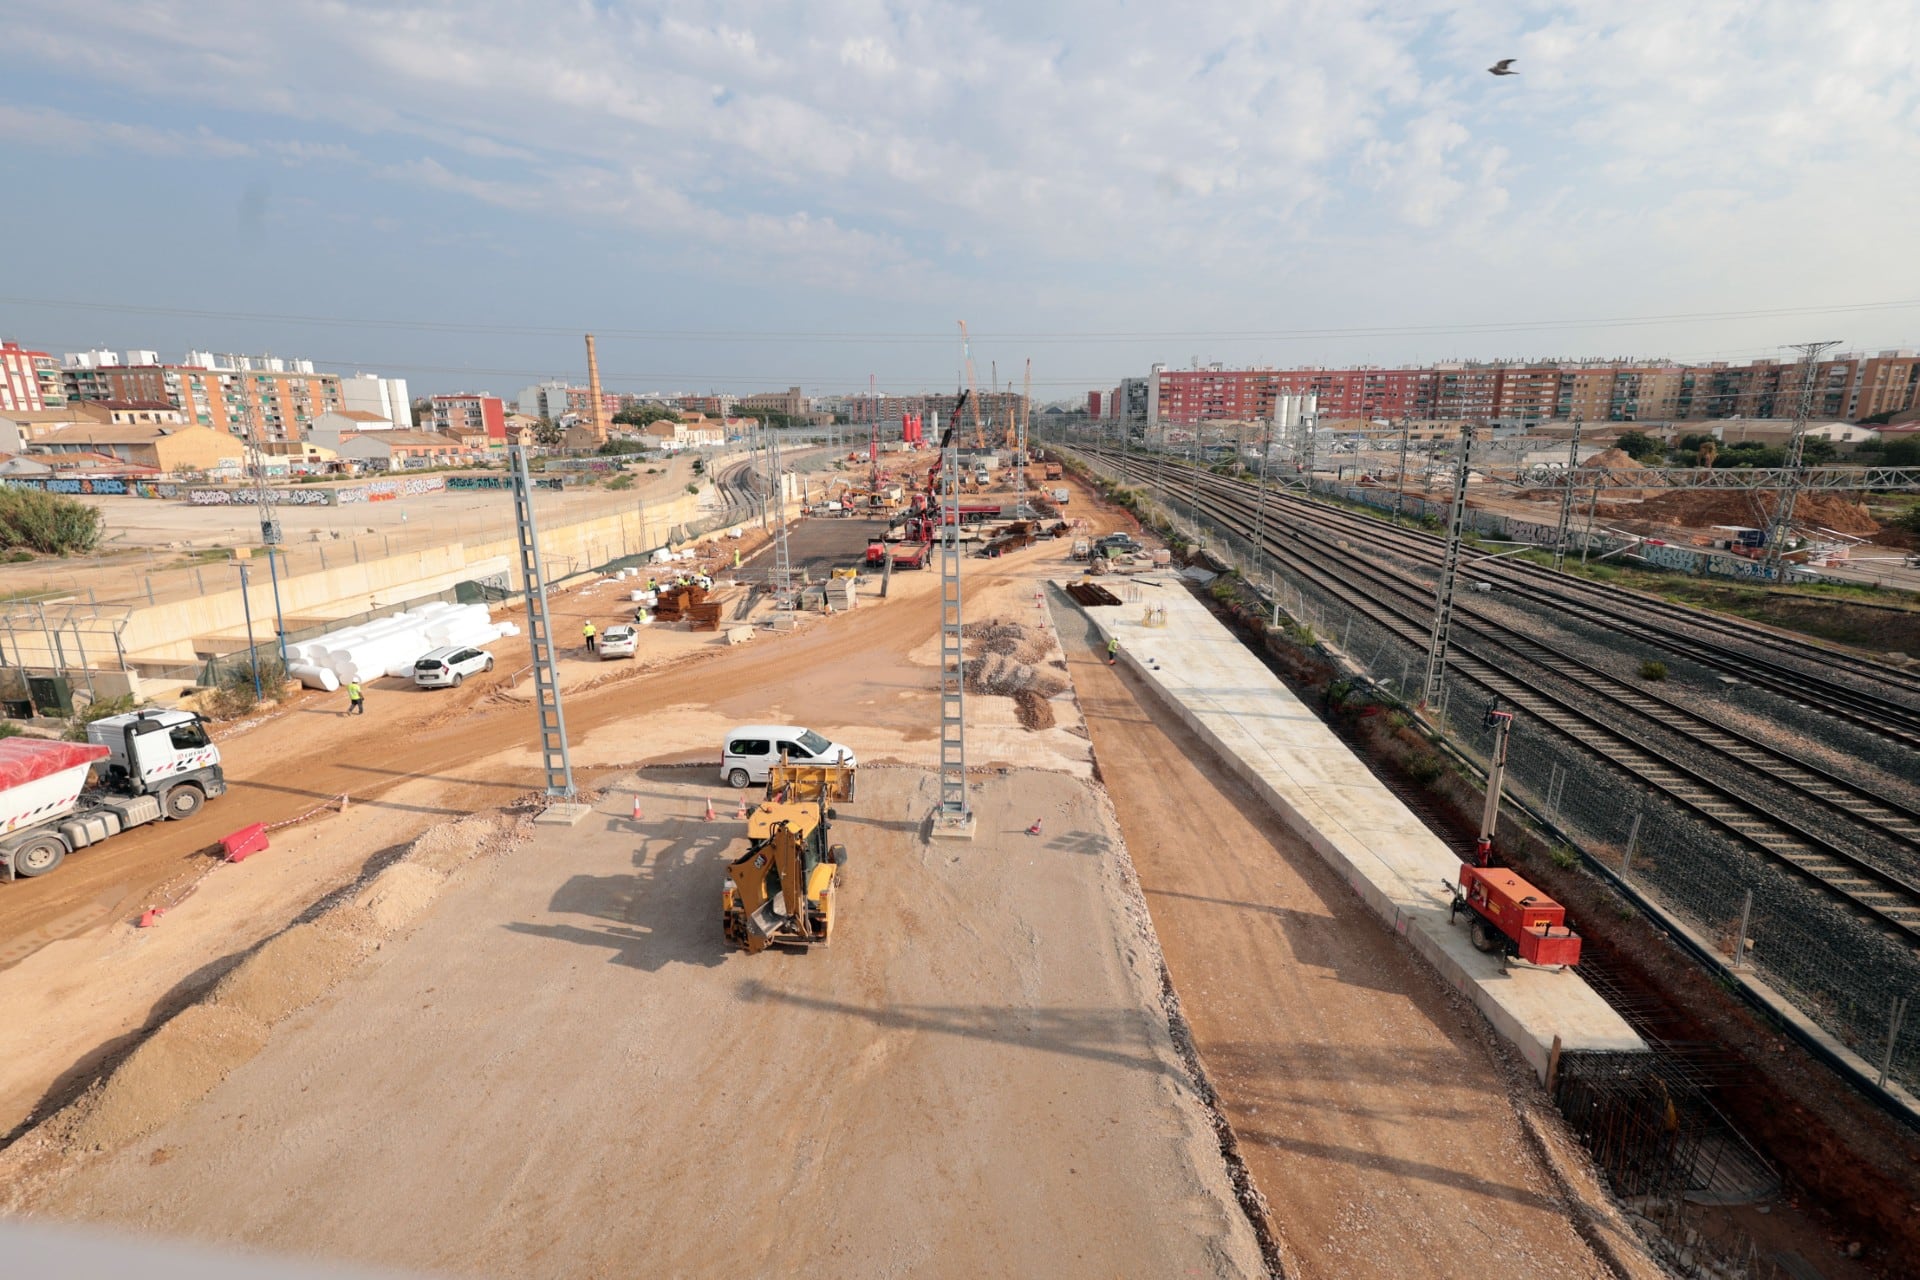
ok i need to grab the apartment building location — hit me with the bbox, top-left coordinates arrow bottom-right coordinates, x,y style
741,386 -> 807,418
0,341 -> 62,413
1853,352 -> 1920,419
341,373 -> 411,425
61,350 -> 343,441
1123,349 -> 1920,428
428,393 -> 507,443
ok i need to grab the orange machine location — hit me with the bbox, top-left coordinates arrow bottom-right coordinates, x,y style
1451,863 -> 1582,967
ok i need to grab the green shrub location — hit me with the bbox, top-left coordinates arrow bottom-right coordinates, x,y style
0,721 -> 24,739
205,653 -> 289,720
1550,845 -> 1580,870
0,487 -> 104,555
685,483 -> 700,495
63,693 -> 142,741
1639,660 -> 1669,681
606,474 -> 634,491
1405,753 -> 1445,784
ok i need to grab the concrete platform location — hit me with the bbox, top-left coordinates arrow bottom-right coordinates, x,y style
1066,576 -> 1646,1080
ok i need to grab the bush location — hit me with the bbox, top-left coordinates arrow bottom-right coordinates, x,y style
685,483 -> 699,495
0,721 -> 23,739
606,475 -> 634,491
1550,845 -> 1581,870
204,654 -> 290,720
63,693 -> 142,741
1405,753 -> 1445,784
1639,659 -> 1669,681
0,486 -> 104,555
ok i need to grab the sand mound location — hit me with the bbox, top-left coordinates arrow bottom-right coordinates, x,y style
1620,489 -> 1880,536
68,1004 -> 270,1152
353,862 -> 447,933
1586,447 -> 1645,470
1013,689 -> 1058,731
960,617 -> 1068,730
211,923 -> 369,1024
12,810 -> 527,1171
404,814 -> 506,875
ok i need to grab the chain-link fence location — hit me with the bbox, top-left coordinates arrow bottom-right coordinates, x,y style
1081,448 -> 1920,1103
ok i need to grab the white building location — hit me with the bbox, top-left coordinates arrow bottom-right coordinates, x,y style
517,380 -> 572,422
341,373 -> 411,427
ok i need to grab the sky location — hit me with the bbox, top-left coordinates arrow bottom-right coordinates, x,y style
1,0 -> 1917,403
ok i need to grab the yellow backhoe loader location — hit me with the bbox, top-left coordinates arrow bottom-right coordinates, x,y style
721,760 -> 854,954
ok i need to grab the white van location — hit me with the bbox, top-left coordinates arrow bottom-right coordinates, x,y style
721,725 -> 856,789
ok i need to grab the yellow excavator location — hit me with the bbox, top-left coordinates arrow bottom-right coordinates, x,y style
722,760 -> 854,954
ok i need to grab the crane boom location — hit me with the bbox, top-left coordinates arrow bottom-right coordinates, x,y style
957,321 -> 984,451
1020,359 -> 1032,457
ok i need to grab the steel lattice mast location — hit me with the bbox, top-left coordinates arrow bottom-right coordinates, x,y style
934,409 -> 972,835
1421,420 -> 1477,710
508,444 -> 575,798
1551,417 -> 1584,572
1764,340 -> 1843,579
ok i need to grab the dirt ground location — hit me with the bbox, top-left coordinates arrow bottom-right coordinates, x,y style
6,770 -> 1269,1279
0,468 -> 1673,1280
0,487 -> 1109,1139
1051,600 -> 1634,1278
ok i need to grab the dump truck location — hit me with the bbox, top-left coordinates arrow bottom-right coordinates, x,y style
0,709 -> 227,881
722,759 -> 854,954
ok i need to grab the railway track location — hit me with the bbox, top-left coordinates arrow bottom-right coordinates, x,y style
1215,461 -> 1920,748
1083,448 -> 1920,937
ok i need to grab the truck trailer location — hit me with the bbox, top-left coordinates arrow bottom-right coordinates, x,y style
0,709 -> 227,881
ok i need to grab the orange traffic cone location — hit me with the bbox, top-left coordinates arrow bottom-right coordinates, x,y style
704,797 -> 717,822
631,795 -> 644,822
1027,819 -> 1043,836
138,907 -> 165,928
735,796 -> 750,819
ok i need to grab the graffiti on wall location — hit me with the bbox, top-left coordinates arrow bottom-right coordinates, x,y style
4,476 -> 132,495
338,475 -> 449,503
447,475 -> 509,490
1640,543 -> 1702,573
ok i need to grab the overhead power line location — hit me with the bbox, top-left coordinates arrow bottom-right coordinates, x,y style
4,294 -> 1919,346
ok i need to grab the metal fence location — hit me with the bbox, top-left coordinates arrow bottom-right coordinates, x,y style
1084,450 -> 1920,1103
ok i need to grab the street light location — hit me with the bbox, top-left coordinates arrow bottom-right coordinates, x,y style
235,557 -> 263,700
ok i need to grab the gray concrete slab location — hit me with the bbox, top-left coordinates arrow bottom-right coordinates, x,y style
1068,578 -> 1646,1080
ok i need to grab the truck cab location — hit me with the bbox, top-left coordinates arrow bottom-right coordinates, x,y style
86,709 -> 226,818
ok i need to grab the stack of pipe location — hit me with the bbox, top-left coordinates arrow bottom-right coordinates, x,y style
285,602 -> 513,688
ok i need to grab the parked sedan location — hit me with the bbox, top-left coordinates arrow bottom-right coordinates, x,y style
412,645 -> 495,688
597,624 -> 639,660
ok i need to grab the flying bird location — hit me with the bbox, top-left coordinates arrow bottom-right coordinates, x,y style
1488,58 -> 1518,76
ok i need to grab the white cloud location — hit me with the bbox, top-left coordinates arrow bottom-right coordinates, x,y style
2,0 -> 1918,359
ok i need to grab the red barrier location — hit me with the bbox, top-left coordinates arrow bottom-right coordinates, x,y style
221,823 -> 270,863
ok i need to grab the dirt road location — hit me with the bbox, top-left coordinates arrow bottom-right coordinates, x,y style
15,771 -> 1269,1279
1054,601 -> 1622,1278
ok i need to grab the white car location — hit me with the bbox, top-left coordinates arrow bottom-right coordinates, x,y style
598,624 -> 638,660
412,645 -> 495,688
721,725 -> 857,790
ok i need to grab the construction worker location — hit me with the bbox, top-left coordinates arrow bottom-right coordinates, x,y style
347,679 -> 364,715
647,576 -> 657,593
583,620 -> 598,654
1107,636 -> 1119,667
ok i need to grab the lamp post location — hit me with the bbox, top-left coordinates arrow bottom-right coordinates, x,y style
236,559 -> 263,700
